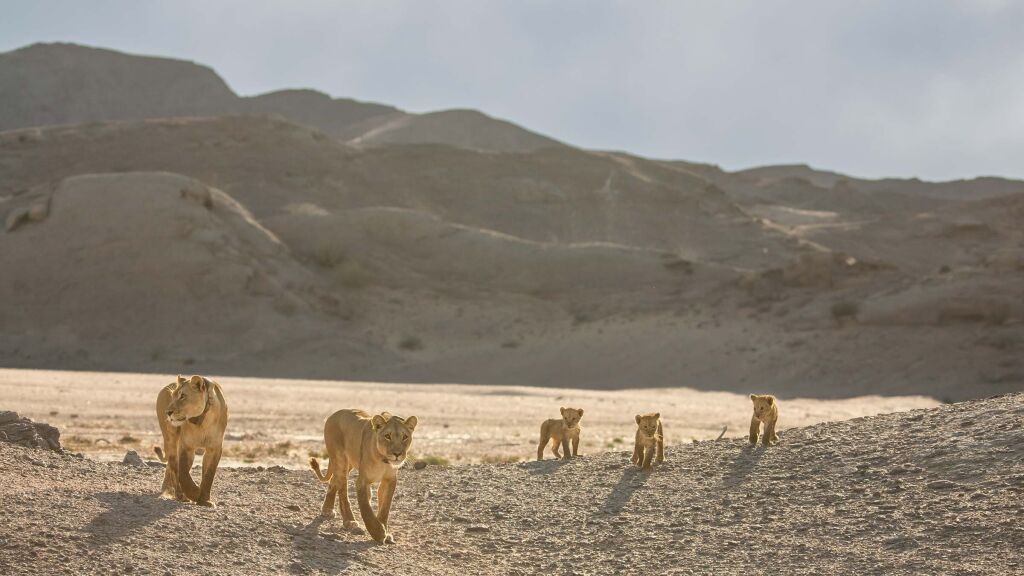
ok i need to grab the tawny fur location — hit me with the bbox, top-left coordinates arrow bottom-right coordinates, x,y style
749,394 -> 780,447
309,409 -> 418,545
537,407 -> 584,461
155,375 -> 228,507
632,412 -> 664,469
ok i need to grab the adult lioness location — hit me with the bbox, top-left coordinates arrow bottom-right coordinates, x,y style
154,375 -> 228,507
309,409 -> 418,544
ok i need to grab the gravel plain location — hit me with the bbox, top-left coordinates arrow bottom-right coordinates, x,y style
2,394 -> 1022,575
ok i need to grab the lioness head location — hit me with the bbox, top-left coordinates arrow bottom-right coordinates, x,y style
559,407 -> 584,428
370,412 -> 418,465
635,412 -> 661,437
750,394 -> 775,418
166,375 -> 209,427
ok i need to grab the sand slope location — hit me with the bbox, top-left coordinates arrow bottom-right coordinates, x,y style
1,393 -> 1020,575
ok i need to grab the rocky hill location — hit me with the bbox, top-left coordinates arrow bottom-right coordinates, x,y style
1,394 -> 1021,575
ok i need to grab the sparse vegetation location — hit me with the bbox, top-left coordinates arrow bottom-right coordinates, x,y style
398,335 -> 424,351
831,300 -> 860,321
501,340 -> 520,349
479,454 -> 521,464
414,455 -> 450,466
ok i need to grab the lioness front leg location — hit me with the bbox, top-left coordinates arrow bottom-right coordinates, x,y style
356,476 -> 388,544
749,417 -> 760,446
196,445 -> 222,507
160,436 -> 179,498
376,476 -> 397,544
177,446 -> 200,502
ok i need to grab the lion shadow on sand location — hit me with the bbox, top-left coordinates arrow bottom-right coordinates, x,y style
284,516 -> 377,574
520,457 -> 576,476
84,491 -> 179,544
722,443 -> 766,487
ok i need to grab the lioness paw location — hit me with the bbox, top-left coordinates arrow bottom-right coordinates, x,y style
384,534 -> 396,544
197,500 -> 217,508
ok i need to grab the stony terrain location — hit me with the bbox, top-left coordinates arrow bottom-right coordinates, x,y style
1,394 -> 1021,575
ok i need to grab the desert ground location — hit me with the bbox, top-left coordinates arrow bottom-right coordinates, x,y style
0,369 -> 937,466
1,392 -> 1021,575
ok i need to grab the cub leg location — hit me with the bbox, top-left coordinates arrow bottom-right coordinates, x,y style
764,421 -> 778,447
177,446 -> 199,501
655,421 -> 665,464
196,445 -> 222,507
571,434 -> 580,457
551,436 -> 562,459
537,425 -> 551,461
560,437 -> 572,461
642,444 -> 655,470
356,475 -> 388,544
749,417 -> 761,446
631,442 -> 642,466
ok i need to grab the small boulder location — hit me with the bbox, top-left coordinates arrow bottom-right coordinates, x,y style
122,450 -> 146,468
413,460 -> 428,470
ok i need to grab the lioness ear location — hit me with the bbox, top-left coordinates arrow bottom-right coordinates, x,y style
635,414 -> 642,425
750,394 -> 757,402
371,414 -> 388,431
404,416 -> 418,431
189,375 -> 206,391
176,375 -> 186,386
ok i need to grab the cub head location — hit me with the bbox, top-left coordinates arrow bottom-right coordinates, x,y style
750,394 -> 776,419
635,412 -> 661,437
371,412 -> 418,466
166,375 -> 209,427
559,407 -> 584,428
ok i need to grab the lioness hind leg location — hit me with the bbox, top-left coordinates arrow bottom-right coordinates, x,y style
339,465 -> 360,530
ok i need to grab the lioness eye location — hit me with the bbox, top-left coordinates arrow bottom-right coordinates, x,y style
384,434 -> 392,441
403,434 -> 409,442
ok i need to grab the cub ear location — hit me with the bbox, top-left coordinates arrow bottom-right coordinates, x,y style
403,416 -> 418,431
577,409 -> 584,416
559,407 -> 567,416
766,396 -> 775,405
749,394 -> 757,401
654,412 -> 660,420
371,414 -> 388,431
635,414 -> 642,425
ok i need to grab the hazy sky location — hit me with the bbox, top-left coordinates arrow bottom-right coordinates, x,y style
3,1 -> 1023,180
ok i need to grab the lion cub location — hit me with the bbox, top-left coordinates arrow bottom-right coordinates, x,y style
154,375 -> 228,507
632,412 -> 664,469
749,394 -> 779,447
537,407 -> 584,461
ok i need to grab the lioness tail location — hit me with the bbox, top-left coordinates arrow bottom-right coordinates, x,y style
309,457 -> 333,482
